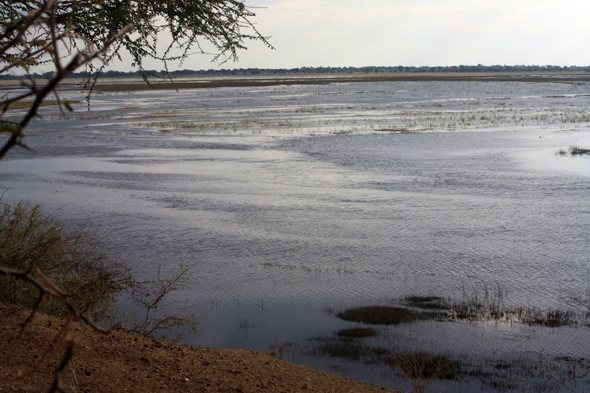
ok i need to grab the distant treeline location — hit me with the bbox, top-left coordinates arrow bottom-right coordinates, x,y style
7,64 -> 590,79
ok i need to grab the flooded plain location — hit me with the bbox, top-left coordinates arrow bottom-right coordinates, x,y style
2,77 -> 590,391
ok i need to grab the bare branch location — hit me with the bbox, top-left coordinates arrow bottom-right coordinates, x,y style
0,265 -> 109,334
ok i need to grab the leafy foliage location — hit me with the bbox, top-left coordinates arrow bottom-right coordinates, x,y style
0,0 -> 271,77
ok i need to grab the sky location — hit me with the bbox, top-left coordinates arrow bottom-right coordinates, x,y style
217,0 -> 590,70
33,0 -> 590,72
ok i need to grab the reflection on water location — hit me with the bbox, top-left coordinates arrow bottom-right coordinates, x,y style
2,80 -> 590,392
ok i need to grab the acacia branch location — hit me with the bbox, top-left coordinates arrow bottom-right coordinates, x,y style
0,1 -> 133,159
0,1 -> 54,56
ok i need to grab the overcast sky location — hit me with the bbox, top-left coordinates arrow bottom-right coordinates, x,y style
75,0 -> 590,71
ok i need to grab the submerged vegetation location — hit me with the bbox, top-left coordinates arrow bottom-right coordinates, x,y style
303,293 -> 590,392
337,306 -> 419,325
557,145 -> 590,156
18,83 -> 589,139
308,328 -> 590,393
569,145 -> 590,156
391,350 -> 461,393
121,106 -> 590,136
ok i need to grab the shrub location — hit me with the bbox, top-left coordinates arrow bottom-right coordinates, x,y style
0,198 -> 132,319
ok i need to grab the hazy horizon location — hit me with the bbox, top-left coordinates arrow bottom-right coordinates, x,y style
15,0 -> 590,75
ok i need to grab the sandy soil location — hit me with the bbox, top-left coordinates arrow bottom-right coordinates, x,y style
0,304 -> 399,393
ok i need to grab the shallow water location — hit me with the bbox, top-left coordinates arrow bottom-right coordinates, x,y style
2,79 -> 590,391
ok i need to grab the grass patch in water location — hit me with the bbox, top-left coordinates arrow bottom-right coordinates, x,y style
391,350 -> 461,381
399,294 -> 579,327
337,306 -> 419,325
569,145 -> 590,155
445,301 -> 577,327
311,334 -> 461,386
337,294 -> 583,327
556,145 -> 590,156
308,331 -> 586,392
314,295 -> 589,392
314,338 -> 388,362
522,309 -> 576,327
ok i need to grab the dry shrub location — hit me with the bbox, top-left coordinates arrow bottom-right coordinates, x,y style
0,199 -> 132,320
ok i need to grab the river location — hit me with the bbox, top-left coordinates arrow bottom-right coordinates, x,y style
2,77 -> 590,391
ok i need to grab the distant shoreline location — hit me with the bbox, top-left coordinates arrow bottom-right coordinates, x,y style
88,72 -> 590,92
3,72 -> 590,93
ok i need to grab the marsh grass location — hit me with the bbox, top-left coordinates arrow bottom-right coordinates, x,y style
556,145 -> 590,156
416,296 -> 579,327
312,336 -> 389,363
34,87 -> 590,139
136,118 -> 297,131
318,335 -> 590,392
337,306 -> 420,325
314,293 -> 590,391
522,309 -> 576,327
308,330 -> 585,392
293,106 -> 327,113
335,295 -> 582,328
391,349 -> 460,393
311,330 -> 460,392
392,350 -> 459,380
569,145 -> 590,156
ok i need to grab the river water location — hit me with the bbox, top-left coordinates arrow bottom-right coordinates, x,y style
2,78 -> 590,391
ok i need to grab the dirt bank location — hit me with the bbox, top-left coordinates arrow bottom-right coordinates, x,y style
0,304 -> 399,393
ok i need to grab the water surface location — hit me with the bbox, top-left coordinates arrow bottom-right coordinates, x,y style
2,79 -> 590,391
